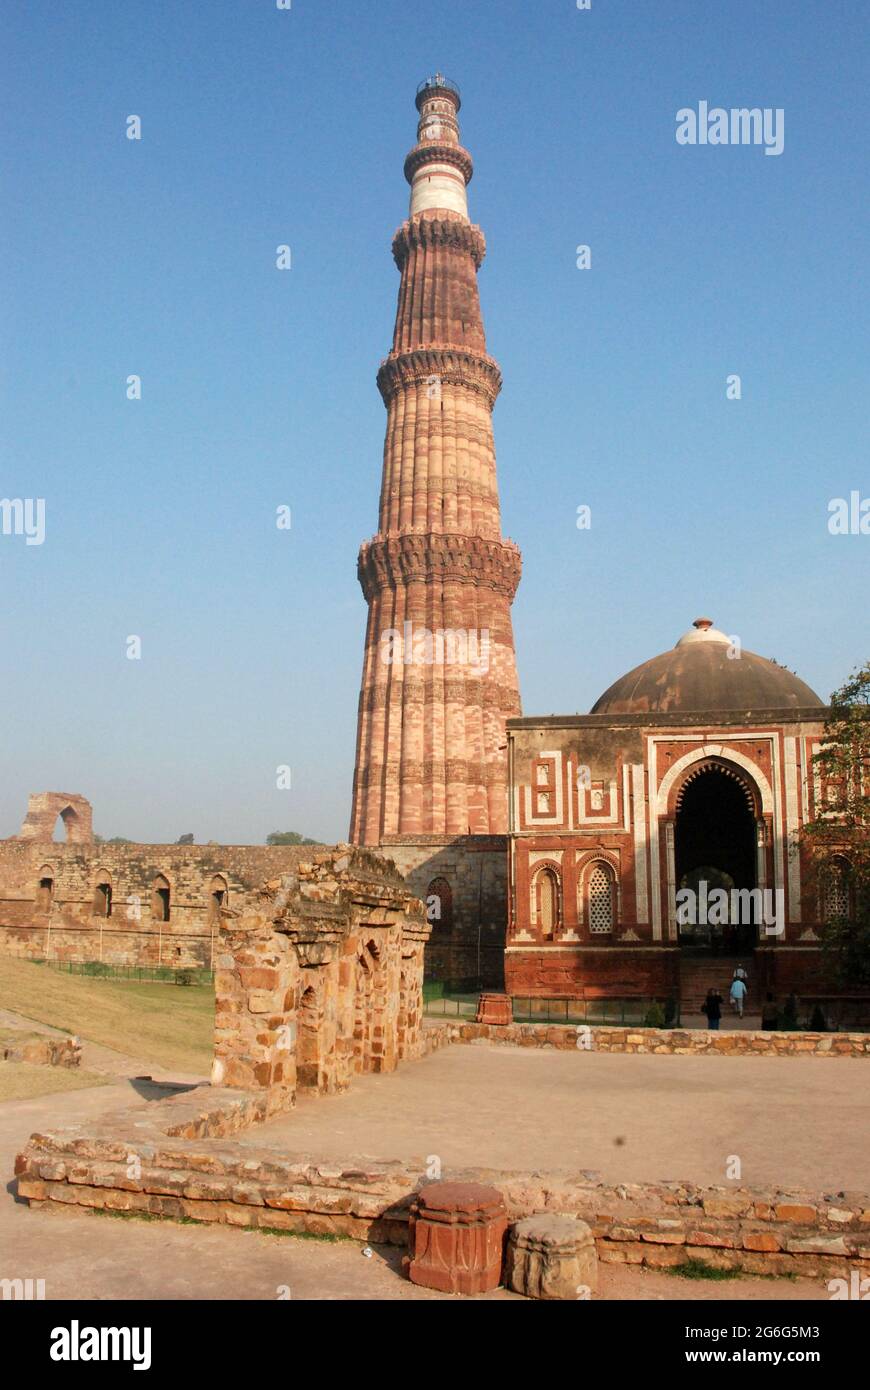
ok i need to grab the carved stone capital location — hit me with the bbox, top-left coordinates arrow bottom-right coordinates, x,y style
391,215 -> 486,270
377,347 -> 502,407
358,531 -> 522,601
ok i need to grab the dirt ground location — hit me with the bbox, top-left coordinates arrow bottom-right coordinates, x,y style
0,1020 -> 851,1302
241,1039 -> 870,1192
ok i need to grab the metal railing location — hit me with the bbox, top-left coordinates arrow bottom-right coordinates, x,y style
32,959 -> 214,987
416,74 -> 461,101
511,997 -> 680,1027
419,989 -> 475,1023
423,987 -> 680,1028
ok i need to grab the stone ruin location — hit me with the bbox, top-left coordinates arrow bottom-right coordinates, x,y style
13,841 -> 870,1288
17,792 -> 93,844
212,843 -> 433,1113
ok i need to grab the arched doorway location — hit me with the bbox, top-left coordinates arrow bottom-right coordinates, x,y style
674,763 -> 758,954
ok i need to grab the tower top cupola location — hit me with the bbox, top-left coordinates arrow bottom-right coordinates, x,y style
405,73 -> 473,220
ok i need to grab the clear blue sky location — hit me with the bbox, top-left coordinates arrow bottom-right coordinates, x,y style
1,0 -> 867,844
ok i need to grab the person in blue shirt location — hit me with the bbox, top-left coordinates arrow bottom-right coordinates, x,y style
730,975 -> 747,1018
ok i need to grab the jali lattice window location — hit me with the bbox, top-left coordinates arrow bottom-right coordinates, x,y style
588,864 -> 614,934
823,860 -> 850,923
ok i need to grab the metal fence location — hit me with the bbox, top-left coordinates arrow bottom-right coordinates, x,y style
32,959 -> 214,987
422,987 -> 679,1028
422,991 -> 479,1019
511,997 -> 680,1027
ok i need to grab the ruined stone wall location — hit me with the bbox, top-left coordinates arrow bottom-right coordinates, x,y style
380,835 -> 507,989
17,1111 -> 870,1281
0,839 -> 326,969
212,845 -> 432,1112
445,1019 -> 870,1058
1,1035 -> 82,1068
18,792 -> 93,845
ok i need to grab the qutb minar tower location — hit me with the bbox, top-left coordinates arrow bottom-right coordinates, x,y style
351,76 -> 522,845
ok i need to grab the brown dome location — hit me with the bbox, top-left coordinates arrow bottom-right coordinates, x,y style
591,619 -> 823,716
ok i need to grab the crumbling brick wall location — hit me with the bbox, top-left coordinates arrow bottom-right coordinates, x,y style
17,792 -> 93,845
0,835 -> 326,969
212,845 -> 432,1112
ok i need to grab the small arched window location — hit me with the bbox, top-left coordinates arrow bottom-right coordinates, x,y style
151,874 -> 171,922
588,862 -> 615,935
92,876 -> 112,918
426,877 -> 453,932
208,874 -> 228,923
36,871 -> 54,913
533,866 -> 560,939
822,858 -> 851,924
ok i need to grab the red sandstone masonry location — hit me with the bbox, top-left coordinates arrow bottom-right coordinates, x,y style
349,84 -> 522,846
0,836 -> 328,970
14,1083 -> 870,1280
212,846 -> 433,1105
444,1021 -> 870,1058
1,1035 -> 81,1068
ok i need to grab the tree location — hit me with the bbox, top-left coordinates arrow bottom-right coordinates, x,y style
266,831 -> 321,847
801,661 -> 870,986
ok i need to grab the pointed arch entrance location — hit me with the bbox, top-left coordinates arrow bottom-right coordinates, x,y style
673,759 -> 760,953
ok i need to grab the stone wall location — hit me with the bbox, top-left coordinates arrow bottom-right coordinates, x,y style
443,1019 -> 870,1058
0,837 -> 328,970
506,945 -> 680,999
1,1034 -> 81,1067
18,792 -> 93,844
380,835 -> 507,989
211,844 -> 432,1112
16,1093 -> 869,1281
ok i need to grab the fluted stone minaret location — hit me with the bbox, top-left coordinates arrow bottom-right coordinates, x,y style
350,76 -> 522,845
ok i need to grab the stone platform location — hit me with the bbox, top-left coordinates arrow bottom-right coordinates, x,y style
14,1040 -> 870,1283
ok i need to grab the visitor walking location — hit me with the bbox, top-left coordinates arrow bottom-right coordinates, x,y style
729,974 -> 747,1019
733,963 -> 749,986
701,987 -> 723,1031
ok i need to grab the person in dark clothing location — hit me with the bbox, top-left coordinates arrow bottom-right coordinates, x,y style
761,992 -> 779,1030
701,988 -> 724,1030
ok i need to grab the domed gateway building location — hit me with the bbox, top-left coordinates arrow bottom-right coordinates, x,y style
505,619 -> 833,1015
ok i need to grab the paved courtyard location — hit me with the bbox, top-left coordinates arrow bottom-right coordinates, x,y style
244,1041 -> 870,1192
0,1079 -> 829,1303
1,1032 -> 865,1301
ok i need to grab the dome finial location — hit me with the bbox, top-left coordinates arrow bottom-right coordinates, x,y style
675,619 -> 730,647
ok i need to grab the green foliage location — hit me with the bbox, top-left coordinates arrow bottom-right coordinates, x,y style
81,961 -> 111,977
669,1258 -> 740,1281
801,662 -> 870,988
266,831 -> 322,846
643,1002 -> 666,1029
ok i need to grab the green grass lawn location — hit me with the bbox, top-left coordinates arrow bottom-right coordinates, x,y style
0,956 -> 214,1074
